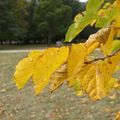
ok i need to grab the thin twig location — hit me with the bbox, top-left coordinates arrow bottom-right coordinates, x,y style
85,48 -> 120,64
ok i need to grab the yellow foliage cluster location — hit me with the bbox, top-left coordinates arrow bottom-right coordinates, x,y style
13,27 -> 120,100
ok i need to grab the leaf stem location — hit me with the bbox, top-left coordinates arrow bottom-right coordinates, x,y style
85,48 -> 120,64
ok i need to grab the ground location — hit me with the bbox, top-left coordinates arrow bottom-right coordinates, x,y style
0,47 -> 120,120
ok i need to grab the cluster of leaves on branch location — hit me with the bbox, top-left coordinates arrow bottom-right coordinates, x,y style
14,0 -> 120,100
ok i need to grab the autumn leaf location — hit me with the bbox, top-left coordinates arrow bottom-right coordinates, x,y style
112,40 -> 120,52
115,111 -> 120,120
13,50 -> 43,89
100,27 -> 116,55
67,43 -> 87,87
32,47 -> 69,94
50,63 -> 67,92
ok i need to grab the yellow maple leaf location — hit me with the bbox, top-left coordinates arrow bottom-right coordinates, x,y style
33,47 -> 69,94
71,63 -> 96,99
101,27 -> 116,55
74,64 -> 93,96
67,43 -> 87,87
13,50 -> 43,89
79,64 -> 97,100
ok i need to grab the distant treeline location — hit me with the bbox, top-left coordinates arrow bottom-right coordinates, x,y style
1,0 -> 111,45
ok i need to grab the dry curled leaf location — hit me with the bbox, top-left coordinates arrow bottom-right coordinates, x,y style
50,64 -> 67,92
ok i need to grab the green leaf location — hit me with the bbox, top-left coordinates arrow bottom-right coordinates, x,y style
65,0 -> 105,42
65,16 -> 92,42
86,0 -> 104,14
112,40 -> 120,52
96,8 -> 120,27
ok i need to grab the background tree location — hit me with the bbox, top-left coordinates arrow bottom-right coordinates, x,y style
63,0 -> 83,18
0,0 -> 84,44
0,0 -> 19,40
0,0 -> 29,44
33,0 -> 73,44
13,0 -> 29,41
27,0 -> 38,41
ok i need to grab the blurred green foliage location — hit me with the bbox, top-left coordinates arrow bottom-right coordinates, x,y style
0,0 -> 84,44
0,0 -> 29,41
0,0 -> 114,44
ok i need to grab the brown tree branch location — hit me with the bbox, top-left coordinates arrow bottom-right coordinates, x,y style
85,48 -> 120,64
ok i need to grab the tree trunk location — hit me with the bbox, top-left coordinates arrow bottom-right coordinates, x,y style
48,32 -> 52,44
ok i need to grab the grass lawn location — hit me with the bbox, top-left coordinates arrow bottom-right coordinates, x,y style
0,51 -> 120,120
